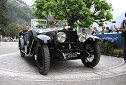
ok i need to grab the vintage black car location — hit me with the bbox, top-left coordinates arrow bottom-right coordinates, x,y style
19,19 -> 101,75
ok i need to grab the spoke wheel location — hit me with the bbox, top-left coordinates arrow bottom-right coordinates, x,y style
81,41 -> 100,68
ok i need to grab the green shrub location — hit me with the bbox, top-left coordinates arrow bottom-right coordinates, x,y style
98,37 -> 118,55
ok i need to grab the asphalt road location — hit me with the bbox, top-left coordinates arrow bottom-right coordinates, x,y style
0,42 -> 126,85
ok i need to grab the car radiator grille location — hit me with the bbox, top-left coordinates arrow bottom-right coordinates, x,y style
58,30 -> 78,50
64,31 -> 78,43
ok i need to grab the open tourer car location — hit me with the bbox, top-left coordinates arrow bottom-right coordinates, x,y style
19,19 -> 101,75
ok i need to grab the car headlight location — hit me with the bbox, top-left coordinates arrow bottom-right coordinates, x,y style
57,32 -> 66,42
78,33 -> 87,42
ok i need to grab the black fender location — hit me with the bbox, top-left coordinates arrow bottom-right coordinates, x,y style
36,35 -> 51,44
29,35 -> 51,55
83,35 -> 100,45
19,38 -> 24,50
86,35 -> 99,42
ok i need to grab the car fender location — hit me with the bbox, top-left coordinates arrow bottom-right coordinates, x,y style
86,35 -> 99,41
19,38 -> 24,50
36,35 -> 51,44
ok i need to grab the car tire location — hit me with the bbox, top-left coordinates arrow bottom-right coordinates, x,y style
35,42 -> 50,75
19,39 -> 25,57
20,50 -> 25,57
81,41 -> 100,68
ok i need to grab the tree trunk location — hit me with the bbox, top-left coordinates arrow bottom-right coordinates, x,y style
68,20 -> 75,28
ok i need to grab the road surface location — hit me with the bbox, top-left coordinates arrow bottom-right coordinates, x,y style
0,42 -> 126,85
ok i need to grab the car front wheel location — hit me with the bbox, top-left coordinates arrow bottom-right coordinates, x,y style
35,42 -> 50,75
81,41 -> 100,68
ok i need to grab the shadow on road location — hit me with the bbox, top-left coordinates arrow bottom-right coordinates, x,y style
21,55 -> 92,74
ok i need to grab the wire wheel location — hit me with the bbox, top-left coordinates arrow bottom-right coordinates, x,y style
81,41 -> 101,68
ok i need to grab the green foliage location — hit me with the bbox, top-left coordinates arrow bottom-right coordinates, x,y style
5,23 -> 21,38
33,0 -> 113,28
98,41 -> 114,55
7,1 -> 35,25
0,0 -> 32,38
98,37 -> 117,55
0,0 -> 11,35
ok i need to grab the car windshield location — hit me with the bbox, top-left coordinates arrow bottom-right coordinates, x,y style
31,19 -> 67,29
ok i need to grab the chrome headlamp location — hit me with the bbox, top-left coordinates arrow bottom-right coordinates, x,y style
78,33 -> 87,42
57,32 -> 66,43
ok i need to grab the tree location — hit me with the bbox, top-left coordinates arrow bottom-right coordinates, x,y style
0,0 -> 11,35
5,23 -> 21,38
7,1 -> 35,25
33,0 -> 113,28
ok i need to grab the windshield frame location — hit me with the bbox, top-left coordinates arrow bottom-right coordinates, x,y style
31,19 -> 67,30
